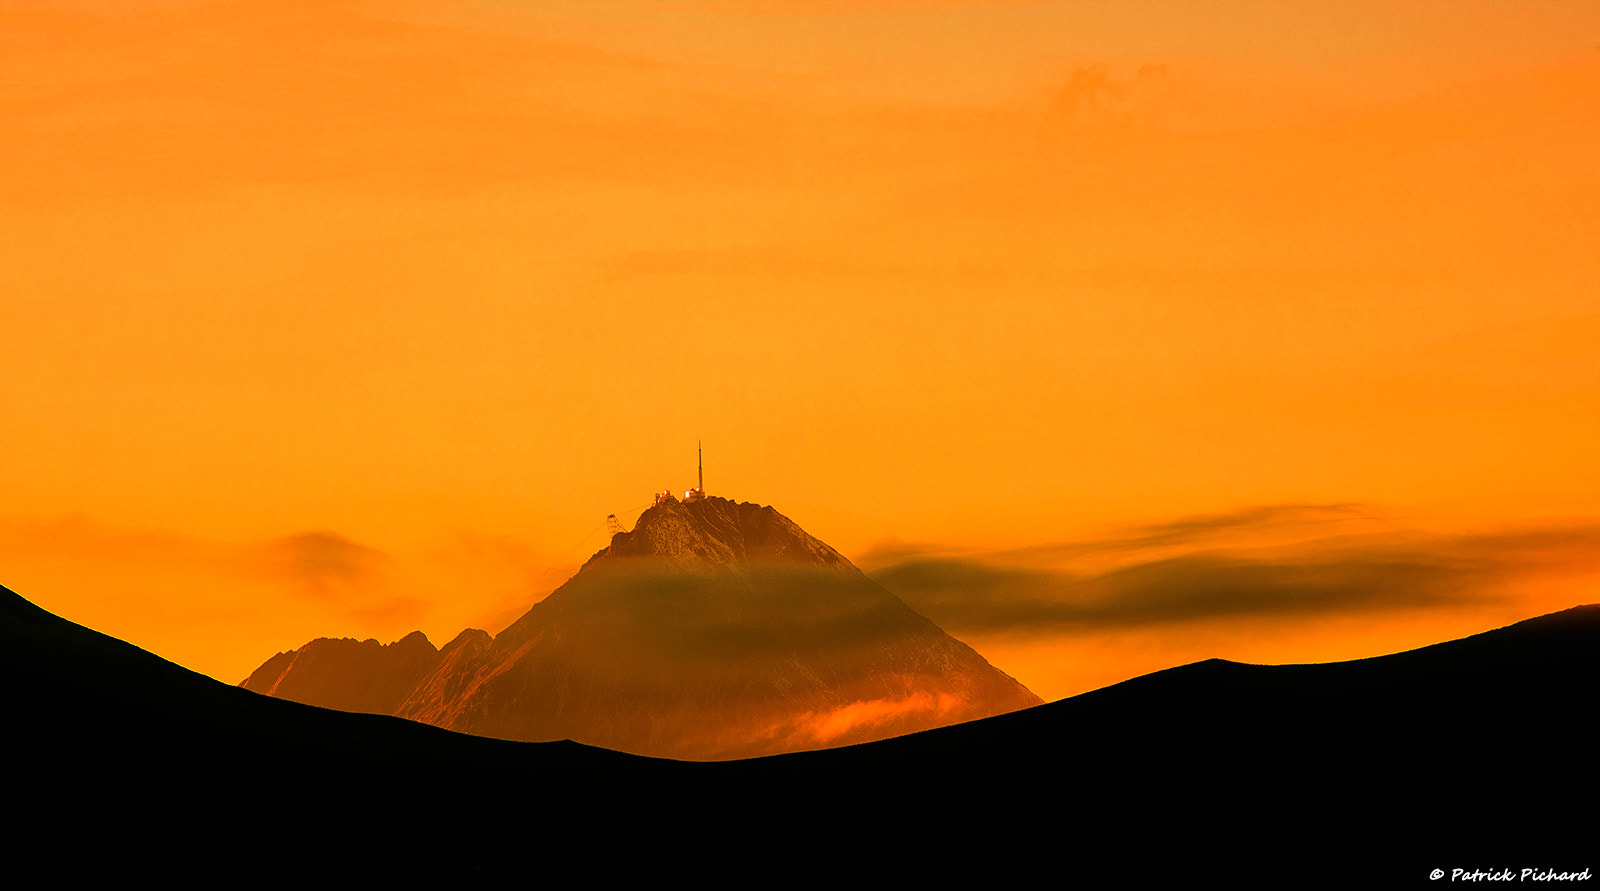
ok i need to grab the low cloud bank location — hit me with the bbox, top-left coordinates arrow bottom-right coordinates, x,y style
862,505 -> 1600,637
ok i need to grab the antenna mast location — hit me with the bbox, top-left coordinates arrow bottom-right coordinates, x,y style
698,440 -> 703,494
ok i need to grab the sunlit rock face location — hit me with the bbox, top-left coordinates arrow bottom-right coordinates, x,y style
241,631 -> 441,716
249,497 -> 1042,760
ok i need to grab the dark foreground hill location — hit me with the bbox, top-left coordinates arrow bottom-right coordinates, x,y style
244,496 -> 1041,759
5,581 -> 1595,886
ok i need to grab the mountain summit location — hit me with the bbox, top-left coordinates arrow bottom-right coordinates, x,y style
603,493 -> 851,569
245,495 -> 1041,759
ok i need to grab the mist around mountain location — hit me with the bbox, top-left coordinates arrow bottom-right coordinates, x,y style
6,580 -> 1595,886
242,496 -> 1041,759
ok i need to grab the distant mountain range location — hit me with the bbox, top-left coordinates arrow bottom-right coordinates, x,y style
6,575 -> 1595,885
242,496 -> 1041,759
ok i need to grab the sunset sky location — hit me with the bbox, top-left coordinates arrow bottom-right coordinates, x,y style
4,0 -> 1598,699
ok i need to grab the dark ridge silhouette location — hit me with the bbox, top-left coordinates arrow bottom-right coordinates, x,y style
0,581 -> 676,882
247,496 -> 1042,758
6,581 -> 1595,886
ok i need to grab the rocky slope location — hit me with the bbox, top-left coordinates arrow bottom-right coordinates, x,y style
240,630 -> 444,715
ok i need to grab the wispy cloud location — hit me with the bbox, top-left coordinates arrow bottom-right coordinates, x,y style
863,506 -> 1600,637
247,531 -> 388,601
0,516 -> 566,681
753,690 -> 963,751
0,517 -> 409,618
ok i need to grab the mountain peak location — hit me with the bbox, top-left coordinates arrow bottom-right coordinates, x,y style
246,494 -> 1042,759
597,495 -> 852,571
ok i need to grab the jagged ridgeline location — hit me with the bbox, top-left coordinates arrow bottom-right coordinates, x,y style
242,496 -> 1041,759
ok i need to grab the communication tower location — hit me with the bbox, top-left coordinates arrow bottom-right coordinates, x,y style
685,441 -> 706,502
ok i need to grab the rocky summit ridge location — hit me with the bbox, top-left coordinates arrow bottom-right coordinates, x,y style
243,495 -> 1041,759
601,495 -> 853,569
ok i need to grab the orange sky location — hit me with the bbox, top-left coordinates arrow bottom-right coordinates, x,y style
3,0 -> 1598,697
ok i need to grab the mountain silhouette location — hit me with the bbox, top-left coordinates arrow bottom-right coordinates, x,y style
243,495 -> 1042,758
6,580 -> 1595,886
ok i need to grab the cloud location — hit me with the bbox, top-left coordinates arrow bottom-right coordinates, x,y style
0,517 -> 406,613
762,691 -> 962,748
985,502 -> 1388,567
0,515 -> 214,565
1042,62 -> 1182,138
858,503 -> 1395,576
801,691 -> 960,743
546,560 -> 949,661
1085,502 -> 1376,549
246,531 -> 389,600
863,507 -> 1600,637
